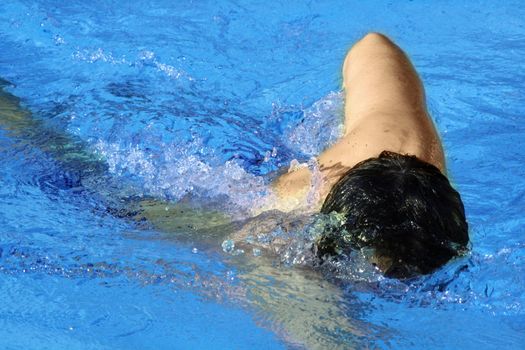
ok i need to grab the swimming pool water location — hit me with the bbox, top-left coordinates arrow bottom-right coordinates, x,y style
1,1 -> 524,349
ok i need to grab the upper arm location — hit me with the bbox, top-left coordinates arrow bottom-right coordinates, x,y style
336,33 -> 445,171
272,33 -> 446,209
342,33 -> 428,131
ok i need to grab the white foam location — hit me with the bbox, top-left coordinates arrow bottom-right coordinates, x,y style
93,139 -> 273,215
90,91 -> 344,216
284,91 -> 344,156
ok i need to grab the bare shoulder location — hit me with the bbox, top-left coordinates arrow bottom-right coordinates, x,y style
272,166 -> 311,204
266,162 -> 329,212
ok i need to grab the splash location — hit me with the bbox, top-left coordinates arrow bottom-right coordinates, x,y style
72,48 -> 195,82
306,156 -> 323,208
283,91 -> 344,157
87,90 -> 346,216
72,48 -> 129,65
218,209 -> 392,287
93,138 -> 273,216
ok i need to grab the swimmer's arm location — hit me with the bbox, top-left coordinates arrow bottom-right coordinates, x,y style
320,32 -> 445,172
129,199 -> 236,243
224,211 -> 369,348
1,85 -> 234,237
0,86 -> 106,173
234,257 -> 367,349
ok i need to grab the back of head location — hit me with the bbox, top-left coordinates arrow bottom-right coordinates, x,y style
318,151 -> 469,279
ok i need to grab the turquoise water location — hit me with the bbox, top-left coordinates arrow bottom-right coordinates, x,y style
1,1 -> 524,349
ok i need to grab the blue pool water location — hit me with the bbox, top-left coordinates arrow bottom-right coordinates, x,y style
1,0 -> 524,349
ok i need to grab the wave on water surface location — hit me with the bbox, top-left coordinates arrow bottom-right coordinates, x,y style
88,91 -> 344,215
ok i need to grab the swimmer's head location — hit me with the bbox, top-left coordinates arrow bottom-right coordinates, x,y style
316,151 -> 469,279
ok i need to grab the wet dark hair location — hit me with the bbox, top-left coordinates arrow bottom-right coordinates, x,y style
317,151 -> 468,279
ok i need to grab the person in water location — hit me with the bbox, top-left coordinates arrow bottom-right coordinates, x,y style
266,33 -> 469,278
0,33 -> 468,279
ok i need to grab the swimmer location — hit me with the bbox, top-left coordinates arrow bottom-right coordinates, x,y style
0,33 -> 469,280
266,33 -> 469,278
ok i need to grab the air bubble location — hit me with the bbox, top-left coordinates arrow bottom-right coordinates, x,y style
221,239 -> 235,253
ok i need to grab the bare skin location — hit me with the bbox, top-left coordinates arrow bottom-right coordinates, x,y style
272,33 -> 445,212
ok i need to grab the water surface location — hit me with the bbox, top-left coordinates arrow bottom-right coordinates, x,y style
1,1 -> 524,349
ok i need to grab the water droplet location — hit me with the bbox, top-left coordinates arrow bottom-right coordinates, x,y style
232,249 -> 245,256
221,239 -> 235,253
54,34 -> 66,45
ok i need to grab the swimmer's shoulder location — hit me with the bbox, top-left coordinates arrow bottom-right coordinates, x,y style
272,166 -> 311,206
267,158 -> 350,214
